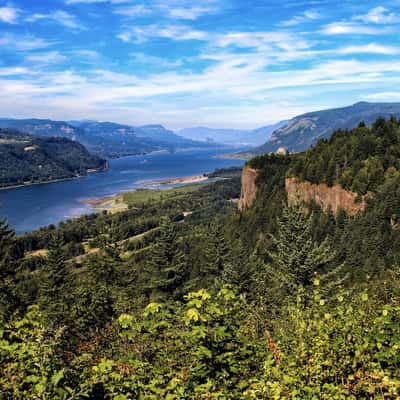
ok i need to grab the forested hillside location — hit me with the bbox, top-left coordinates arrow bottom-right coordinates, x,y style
1,119 -> 400,398
255,101 -> 400,154
0,129 -> 107,188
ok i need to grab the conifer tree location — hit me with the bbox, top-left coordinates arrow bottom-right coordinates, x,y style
221,241 -> 254,293
147,218 -> 187,296
203,222 -> 231,278
38,234 -> 69,326
268,201 -> 340,292
0,219 -> 18,318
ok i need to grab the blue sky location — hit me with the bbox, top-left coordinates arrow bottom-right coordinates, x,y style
0,0 -> 399,128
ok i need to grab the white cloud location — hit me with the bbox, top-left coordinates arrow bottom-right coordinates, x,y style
0,34 -> 53,51
0,67 -> 29,76
166,6 -> 215,20
353,6 -> 399,24
26,10 -> 84,30
113,4 -> 151,17
337,43 -> 400,55
131,52 -> 182,68
364,92 -> 400,101
0,6 -> 19,23
117,24 -> 208,43
25,51 -> 67,65
321,22 -> 386,35
281,9 -> 321,26
72,49 -> 100,58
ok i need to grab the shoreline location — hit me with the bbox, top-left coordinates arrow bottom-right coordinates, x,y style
139,174 -> 209,186
81,174 -> 212,212
0,165 -> 108,192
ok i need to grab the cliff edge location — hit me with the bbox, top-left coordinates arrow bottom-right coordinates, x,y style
238,165 -> 366,216
286,177 -> 365,216
238,166 -> 258,211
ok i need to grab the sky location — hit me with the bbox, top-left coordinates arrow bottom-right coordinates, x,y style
0,0 -> 399,129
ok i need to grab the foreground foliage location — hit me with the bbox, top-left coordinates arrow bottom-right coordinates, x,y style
1,284 -> 399,399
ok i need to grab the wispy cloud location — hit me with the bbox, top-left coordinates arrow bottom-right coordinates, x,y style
166,6 -> 216,20
113,4 -> 152,17
25,51 -> 67,65
117,24 -> 208,43
280,9 -> 321,26
0,6 -> 19,23
131,52 -> 182,68
26,10 -> 84,30
0,34 -> 53,51
337,43 -> 400,55
353,6 -> 399,24
364,92 -> 400,101
321,22 -> 386,35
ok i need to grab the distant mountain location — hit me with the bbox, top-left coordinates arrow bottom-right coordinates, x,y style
0,119 -> 218,159
0,129 -> 106,189
256,102 -> 400,154
70,121 -> 216,157
178,121 -> 286,146
0,118 -> 82,140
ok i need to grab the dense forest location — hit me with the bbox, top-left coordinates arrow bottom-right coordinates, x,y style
0,129 -> 107,188
1,119 -> 400,398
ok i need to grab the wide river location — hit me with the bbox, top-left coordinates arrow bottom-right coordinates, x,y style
0,148 -> 245,234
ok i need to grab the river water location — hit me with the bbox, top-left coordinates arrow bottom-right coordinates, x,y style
0,148 -> 245,234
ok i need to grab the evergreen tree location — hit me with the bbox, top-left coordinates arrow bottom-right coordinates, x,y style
203,222 -> 231,278
221,241 -> 254,294
0,219 -> 18,318
146,219 -> 187,297
38,234 -> 69,326
268,202 -> 340,292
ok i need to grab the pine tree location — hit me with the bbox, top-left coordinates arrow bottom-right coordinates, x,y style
203,222 -> 231,278
38,234 -> 69,326
268,202 -> 340,292
221,241 -> 254,293
0,219 -> 18,318
147,219 -> 187,296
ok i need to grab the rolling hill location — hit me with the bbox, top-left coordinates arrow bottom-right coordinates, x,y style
0,129 -> 107,188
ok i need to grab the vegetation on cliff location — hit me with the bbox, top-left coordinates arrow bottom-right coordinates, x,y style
288,117 -> 400,195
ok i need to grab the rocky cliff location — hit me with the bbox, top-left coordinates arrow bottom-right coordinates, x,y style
285,177 -> 365,216
238,166 -> 258,211
239,166 -> 366,216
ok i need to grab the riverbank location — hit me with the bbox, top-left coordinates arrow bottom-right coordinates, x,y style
216,152 -> 255,161
81,194 -> 129,213
0,165 -> 108,192
82,174 -> 212,213
138,174 -> 209,187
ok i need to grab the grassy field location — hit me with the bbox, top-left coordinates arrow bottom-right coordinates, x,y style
122,184 -> 205,207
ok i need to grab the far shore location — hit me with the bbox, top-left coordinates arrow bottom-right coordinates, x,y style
140,174 -> 209,186
0,165 -> 108,192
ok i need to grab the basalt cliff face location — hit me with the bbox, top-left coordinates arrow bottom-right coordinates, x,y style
239,166 -> 366,216
285,178 -> 365,216
238,166 -> 258,211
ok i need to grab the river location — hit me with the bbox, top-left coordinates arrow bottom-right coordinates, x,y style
0,148 -> 245,234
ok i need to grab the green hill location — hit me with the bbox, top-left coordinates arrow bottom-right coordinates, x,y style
0,129 -> 107,188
